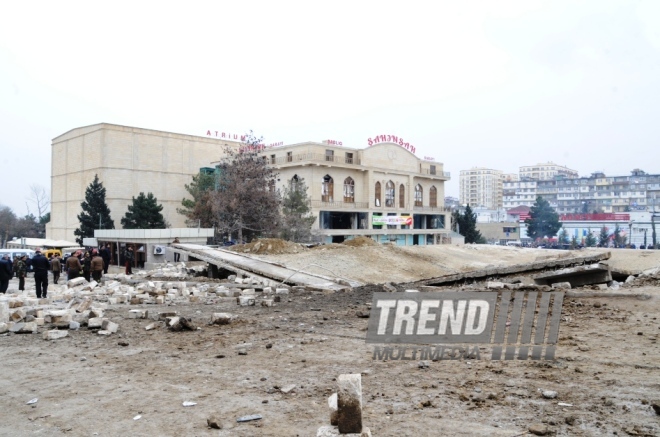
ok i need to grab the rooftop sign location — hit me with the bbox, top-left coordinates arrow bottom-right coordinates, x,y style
367,134 -> 416,154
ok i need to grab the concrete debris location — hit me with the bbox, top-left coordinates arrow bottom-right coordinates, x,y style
101,320 -> 119,333
551,282 -> 572,289
207,414 -> 223,429
337,374 -> 363,434
534,263 -> 612,288
528,424 -> 551,435
88,317 -> 105,329
280,384 -> 297,394
211,313 -> 235,325
128,309 -> 148,319
237,296 -> 255,306
542,390 -> 558,399
145,321 -> 164,331
43,329 -> 69,340
0,323 -> 8,334
167,316 -> 196,331
328,393 -> 338,426
316,425 -> 372,437
236,414 -> 262,423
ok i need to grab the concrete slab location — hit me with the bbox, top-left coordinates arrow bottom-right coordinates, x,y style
175,244 -> 357,292
533,263 -> 612,287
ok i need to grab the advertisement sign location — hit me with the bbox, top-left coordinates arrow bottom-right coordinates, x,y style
372,216 -> 413,226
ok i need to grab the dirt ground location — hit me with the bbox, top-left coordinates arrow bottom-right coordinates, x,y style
1,246 -> 659,436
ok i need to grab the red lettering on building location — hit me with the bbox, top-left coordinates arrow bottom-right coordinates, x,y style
366,134 -> 417,156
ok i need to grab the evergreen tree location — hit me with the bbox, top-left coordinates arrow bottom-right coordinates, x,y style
524,196 -> 561,241
557,228 -> 569,245
598,226 -> 610,247
613,224 -> 626,248
121,192 -> 167,229
458,205 -> 485,244
210,132 -> 280,243
74,174 -> 114,246
570,235 -> 579,249
585,232 -> 597,247
279,177 -> 316,242
177,172 -> 216,227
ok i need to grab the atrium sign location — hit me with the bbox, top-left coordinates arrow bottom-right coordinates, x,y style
367,134 -> 416,154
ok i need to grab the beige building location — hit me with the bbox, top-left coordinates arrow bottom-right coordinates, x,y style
258,140 -> 454,245
459,167 -> 503,209
48,123 -> 240,242
519,162 -> 578,180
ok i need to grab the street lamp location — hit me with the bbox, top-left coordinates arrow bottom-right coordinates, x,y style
629,220 -> 634,248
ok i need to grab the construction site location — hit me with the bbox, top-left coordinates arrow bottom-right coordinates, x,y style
1,239 -> 659,436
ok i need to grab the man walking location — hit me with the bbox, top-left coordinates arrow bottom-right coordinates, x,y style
0,254 -> 12,293
50,254 -> 62,284
17,255 -> 27,291
66,251 -> 82,280
32,248 -> 50,299
100,244 -> 111,274
91,249 -> 104,282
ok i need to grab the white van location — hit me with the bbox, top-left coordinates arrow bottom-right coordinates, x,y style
0,249 -> 36,273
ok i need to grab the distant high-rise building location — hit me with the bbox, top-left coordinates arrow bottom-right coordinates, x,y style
459,167 -> 503,209
519,162 -> 578,181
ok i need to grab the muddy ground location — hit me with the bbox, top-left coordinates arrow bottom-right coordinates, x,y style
1,273 -> 659,436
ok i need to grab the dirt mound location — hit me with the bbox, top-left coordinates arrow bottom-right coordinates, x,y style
343,236 -> 378,247
230,238 -> 307,255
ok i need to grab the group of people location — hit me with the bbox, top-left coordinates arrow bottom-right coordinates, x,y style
0,249 -> 52,298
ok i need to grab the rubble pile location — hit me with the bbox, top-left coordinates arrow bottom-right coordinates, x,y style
0,263 -> 291,338
231,238 -> 307,255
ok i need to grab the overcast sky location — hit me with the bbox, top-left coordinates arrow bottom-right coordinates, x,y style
1,0 -> 659,216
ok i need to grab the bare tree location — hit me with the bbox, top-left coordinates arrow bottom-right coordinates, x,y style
28,184 -> 50,219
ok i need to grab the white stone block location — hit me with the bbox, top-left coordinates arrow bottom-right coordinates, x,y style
88,317 -> 105,329
97,330 -> 112,336
211,313 -> 235,325
261,299 -> 274,307
337,374 -> 362,434
241,288 -> 256,296
238,296 -> 255,306
262,287 -> 273,294
43,330 -> 69,340
101,320 -> 119,333
67,277 -> 88,288
0,322 -> 8,334
275,288 -> 289,295
486,281 -> 505,289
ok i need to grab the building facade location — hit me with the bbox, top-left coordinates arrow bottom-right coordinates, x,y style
48,123 -> 241,242
519,162 -> 578,181
459,167 -> 503,209
257,140 -> 454,245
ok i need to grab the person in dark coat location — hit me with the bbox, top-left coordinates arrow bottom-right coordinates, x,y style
0,254 -> 12,293
100,244 -> 111,274
17,255 -> 27,291
32,249 -> 50,298
82,252 -> 92,282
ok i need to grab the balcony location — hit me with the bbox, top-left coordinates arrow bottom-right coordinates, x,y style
413,205 -> 453,212
419,168 -> 451,178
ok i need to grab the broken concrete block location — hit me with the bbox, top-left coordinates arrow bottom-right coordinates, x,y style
101,320 -> 119,333
596,283 -> 608,290
262,287 -> 273,294
167,316 -> 196,331
261,299 -> 274,307
625,275 -> 636,284
234,277 -> 243,284
0,323 -> 8,334
35,318 -> 45,326
534,263 -> 612,287
155,296 -> 164,304
404,289 -> 419,293
10,308 -> 26,322
88,317 -> 105,329
329,393 -> 339,426
241,288 -> 256,296
211,313 -> 235,325
43,330 -> 69,340
609,280 -> 620,290
89,308 -> 104,318
12,322 -> 37,334
337,374 -> 362,434
8,298 -> 23,308
275,288 -> 289,295
67,277 -> 88,288
128,309 -> 147,319
280,384 -> 297,394
486,281 -> 505,289
243,277 -> 253,285
97,330 -> 112,336
552,282 -> 572,289
237,296 -> 255,306
76,299 -> 92,313
145,321 -> 163,331
82,280 -> 98,291
316,425 -> 372,437
46,310 -> 72,324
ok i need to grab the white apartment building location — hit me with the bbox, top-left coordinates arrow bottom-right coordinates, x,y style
459,167 -> 503,209
519,162 -> 578,181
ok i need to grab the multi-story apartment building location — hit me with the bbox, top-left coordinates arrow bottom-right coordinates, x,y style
459,167 -> 503,209
258,140 -> 453,245
519,162 -> 578,181
502,179 -> 539,209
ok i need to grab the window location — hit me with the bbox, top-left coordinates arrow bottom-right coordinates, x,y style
268,179 -> 275,193
322,175 -> 333,202
385,181 -> 395,207
430,186 -> 437,207
290,175 -> 300,192
270,154 -> 276,164
375,182 -> 381,207
325,149 -> 334,162
286,151 -> 292,162
414,184 -> 423,206
345,152 -> 354,164
430,165 -> 436,175
399,184 -> 405,208
343,177 -> 355,203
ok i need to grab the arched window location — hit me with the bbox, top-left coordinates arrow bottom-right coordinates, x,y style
430,186 -> 437,207
322,175 -> 333,202
375,182 -> 381,207
385,181 -> 395,207
343,177 -> 355,203
399,184 -> 405,208
290,174 -> 300,192
414,184 -> 423,207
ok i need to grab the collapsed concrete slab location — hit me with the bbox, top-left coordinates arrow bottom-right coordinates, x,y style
533,263 -> 612,288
